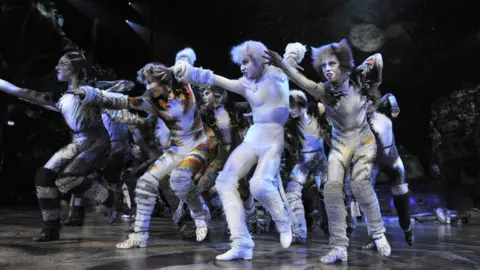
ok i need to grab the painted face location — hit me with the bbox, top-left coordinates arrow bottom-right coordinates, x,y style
321,54 -> 342,83
202,88 -> 226,107
145,75 -> 165,98
289,101 -> 305,118
55,56 -> 74,82
202,89 -> 215,107
240,57 -> 262,80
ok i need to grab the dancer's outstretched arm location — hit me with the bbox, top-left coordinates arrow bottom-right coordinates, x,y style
172,63 -> 246,96
66,85 -> 154,113
0,79 -> 58,112
103,109 -> 148,126
66,86 -> 182,131
262,50 -> 326,100
152,47 -> 246,96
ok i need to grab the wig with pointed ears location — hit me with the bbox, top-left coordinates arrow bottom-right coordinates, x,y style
289,89 -> 308,108
136,62 -> 171,84
311,39 -> 355,80
136,62 -> 186,98
175,48 -> 197,65
230,40 -> 268,66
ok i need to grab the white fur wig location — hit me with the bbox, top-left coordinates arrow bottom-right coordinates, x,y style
175,47 -> 197,65
230,40 -> 268,66
290,89 -> 308,107
284,42 -> 307,63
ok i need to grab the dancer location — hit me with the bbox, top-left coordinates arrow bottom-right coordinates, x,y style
0,52 -> 116,241
264,39 -> 391,263
285,90 -> 327,244
67,48 -> 211,248
174,85 -> 257,235
164,41 -> 308,260
63,80 -> 136,226
361,93 -> 414,248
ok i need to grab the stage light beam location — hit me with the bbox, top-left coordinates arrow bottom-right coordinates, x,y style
124,20 -> 151,46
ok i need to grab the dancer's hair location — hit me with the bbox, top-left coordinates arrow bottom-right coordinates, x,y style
230,40 -> 268,66
136,62 -> 171,84
311,39 -> 355,81
62,52 -> 88,87
289,90 -> 308,108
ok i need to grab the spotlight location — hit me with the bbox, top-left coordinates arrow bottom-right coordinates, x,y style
129,2 -> 132,5
126,19 -> 129,23
7,121 -> 14,126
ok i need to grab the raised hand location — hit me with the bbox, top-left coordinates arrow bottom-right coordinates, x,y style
64,87 -> 86,99
262,49 -> 304,71
113,80 -> 135,93
391,106 -> 400,118
388,95 -> 400,118
262,49 -> 284,68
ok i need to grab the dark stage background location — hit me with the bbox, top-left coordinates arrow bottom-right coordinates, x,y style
0,0 -> 479,209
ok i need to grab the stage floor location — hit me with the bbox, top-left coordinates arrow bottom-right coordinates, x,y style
0,209 -> 479,270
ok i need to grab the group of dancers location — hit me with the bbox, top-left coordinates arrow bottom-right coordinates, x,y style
0,38 -> 414,263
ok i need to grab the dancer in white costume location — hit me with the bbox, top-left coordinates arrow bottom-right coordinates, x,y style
164,41 -> 308,260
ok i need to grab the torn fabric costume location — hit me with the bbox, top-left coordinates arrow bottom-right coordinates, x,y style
172,42 -> 304,260
81,76 -> 210,248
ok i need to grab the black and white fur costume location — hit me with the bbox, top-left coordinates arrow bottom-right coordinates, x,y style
285,90 -> 327,244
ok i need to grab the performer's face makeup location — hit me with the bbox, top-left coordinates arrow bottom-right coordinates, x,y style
55,56 -> 74,82
145,75 -> 165,98
289,102 -> 305,118
202,89 -> 215,106
321,54 -> 341,83
240,57 -> 261,80
202,89 -> 225,107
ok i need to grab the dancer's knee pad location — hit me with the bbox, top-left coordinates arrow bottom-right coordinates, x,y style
286,181 -> 303,196
135,173 -> 159,204
169,169 -> 194,197
350,179 -> 375,196
323,181 -> 344,199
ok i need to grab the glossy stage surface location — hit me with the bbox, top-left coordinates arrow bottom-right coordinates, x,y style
0,209 -> 479,270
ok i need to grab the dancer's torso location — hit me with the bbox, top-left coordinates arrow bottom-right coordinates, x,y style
240,66 -> 290,126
